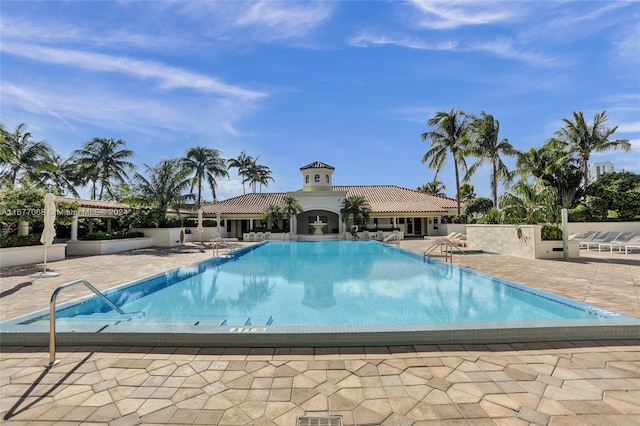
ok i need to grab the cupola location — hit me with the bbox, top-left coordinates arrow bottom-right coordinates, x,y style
300,161 -> 335,192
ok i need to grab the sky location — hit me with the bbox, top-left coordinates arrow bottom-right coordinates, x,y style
1,0 -> 639,202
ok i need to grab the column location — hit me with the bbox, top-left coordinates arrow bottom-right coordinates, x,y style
71,214 -> 79,241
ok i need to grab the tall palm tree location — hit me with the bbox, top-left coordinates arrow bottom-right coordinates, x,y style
416,180 -> 447,196
0,123 -> 53,185
555,110 -> 630,187
35,153 -> 82,197
340,195 -> 371,226
73,138 -> 134,200
465,112 -> 516,208
228,150 -> 254,195
130,159 -> 192,217
182,146 -> 228,206
244,160 -> 273,193
421,107 -> 470,215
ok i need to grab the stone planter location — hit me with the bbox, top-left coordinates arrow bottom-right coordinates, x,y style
0,243 -> 67,268
66,237 -> 154,256
466,225 -> 580,259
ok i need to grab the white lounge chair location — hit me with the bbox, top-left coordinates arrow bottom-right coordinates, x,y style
598,232 -> 637,252
624,236 -> 640,254
581,232 -> 620,251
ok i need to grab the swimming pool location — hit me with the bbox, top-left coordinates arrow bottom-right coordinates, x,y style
2,241 -> 639,347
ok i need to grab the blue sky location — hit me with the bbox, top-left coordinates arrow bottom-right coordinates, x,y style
1,1 -> 639,201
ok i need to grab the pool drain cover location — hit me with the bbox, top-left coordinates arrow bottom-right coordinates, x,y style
297,416 -> 343,426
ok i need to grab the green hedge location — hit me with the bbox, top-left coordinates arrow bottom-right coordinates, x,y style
541,225 -> 562,241
80,231 -> 145,241
0,234 -> 41,248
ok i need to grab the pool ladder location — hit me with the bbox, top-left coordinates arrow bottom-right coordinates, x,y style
46,279 -> 125,368
423,240 -> 463,263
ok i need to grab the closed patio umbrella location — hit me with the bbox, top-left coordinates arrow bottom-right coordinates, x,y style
216,211 -> 221,239
31,193 -> 60,278
196,208 -> 204,249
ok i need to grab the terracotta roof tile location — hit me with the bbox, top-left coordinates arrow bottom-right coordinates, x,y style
202,186 -> 458,215
299,161 -> 335,170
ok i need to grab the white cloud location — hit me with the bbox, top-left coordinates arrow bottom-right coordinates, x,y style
469,38 -> 568,67
410,0 -> 519,30
348,32 -> 457,50
235,1 -> 333,39
1,42 -> 265,101
617,121 -> 640,133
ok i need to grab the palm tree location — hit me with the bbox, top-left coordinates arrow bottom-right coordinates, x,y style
35,153 -> 82,197
228,150 -> 254,195
73,138 -> 134,200
500,179 -> 558,224
416,180 -> 447,196
129,159 -> 192,217
262,203 -> 284,229
421,107 -> 470,215
465,112 -> 516,208
182,146 -> 228,206
0,123 -> 53,185
280,194 -> 304,232
340,195 -> 371,226
555,110 -> 630,187
243,159 -> 273,193
517,140 -> 583,209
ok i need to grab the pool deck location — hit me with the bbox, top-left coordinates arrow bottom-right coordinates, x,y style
1,241 -> 639,425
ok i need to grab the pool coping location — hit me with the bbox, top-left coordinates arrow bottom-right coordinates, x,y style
2,241 -> 639,347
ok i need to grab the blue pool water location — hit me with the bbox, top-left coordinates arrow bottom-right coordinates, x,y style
47,241 -> 619,327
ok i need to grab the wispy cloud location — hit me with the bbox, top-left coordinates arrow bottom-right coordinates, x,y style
409,0 -> 520,30
348,32 -> 456,50
234,1 -> 334,40
1,42 -> 265,100
469,38 -> 568,67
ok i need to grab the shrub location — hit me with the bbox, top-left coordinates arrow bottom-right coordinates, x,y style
81,231 -> 144,240
541,224 -> 562,240
0,234 -> 41,248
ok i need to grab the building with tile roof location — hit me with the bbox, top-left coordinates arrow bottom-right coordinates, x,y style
202,161 -> 459,239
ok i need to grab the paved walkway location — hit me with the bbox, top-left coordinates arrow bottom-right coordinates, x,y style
1,242 -> 639,425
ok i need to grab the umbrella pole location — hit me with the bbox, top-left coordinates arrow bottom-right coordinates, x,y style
43,245 -> 48,273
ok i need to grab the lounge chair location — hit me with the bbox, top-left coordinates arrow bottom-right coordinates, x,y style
597,232 -> 637,252
623,236 -> 640,254
569,230 -> 597,241
424,232 -> 459,240
580,232 -> 621,251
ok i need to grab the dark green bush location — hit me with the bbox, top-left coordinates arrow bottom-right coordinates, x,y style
81,231 -> 144,240
0,234 -> 42,248
541,224 -> 562,240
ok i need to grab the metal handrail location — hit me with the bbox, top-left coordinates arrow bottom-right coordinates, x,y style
46,279 -> 124,368
423,240 -> 453,263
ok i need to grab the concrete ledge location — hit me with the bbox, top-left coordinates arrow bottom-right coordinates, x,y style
0,244 -> 67,268
66,237 -> 154,256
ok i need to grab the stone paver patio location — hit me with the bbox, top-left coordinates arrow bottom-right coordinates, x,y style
1,241 -> 639,425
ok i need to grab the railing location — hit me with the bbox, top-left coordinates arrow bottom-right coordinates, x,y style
46,279 -> 124,368
423,240 -> 453,263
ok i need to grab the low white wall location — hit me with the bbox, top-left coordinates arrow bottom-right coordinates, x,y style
440,224 -> 467,237
184,226 -> 227,242
66,237 -> 154,256
0,243 -> 67,268
568,222 -> 640,235
132,228 -> 185,247
466,225 -> 579,259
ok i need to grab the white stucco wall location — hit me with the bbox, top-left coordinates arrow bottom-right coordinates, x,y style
132,228 -> 185,247
66,238 -> 153,256
0,244 -> 67,268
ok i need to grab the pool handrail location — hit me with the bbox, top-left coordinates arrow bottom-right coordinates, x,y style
47,279 -> 125,368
